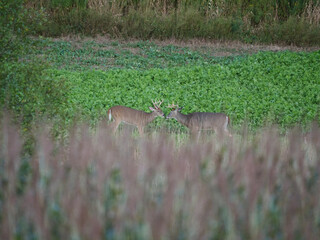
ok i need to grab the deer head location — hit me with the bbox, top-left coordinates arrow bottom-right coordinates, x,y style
166,102 -> 183,119
150,99 -> 165,118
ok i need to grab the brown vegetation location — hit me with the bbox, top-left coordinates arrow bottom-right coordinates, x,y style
1,117 -> 320,239
24,0 -> 320,46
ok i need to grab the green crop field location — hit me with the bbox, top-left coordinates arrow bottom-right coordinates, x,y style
16,38 -> 320,133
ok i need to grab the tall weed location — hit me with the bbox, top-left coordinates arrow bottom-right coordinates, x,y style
263,16 -> 320,45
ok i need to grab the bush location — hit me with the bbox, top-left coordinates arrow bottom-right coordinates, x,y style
0,0 -> 29,62
263,16 -> 320,46
0,0 -> 70,135
0,61 -> 70,134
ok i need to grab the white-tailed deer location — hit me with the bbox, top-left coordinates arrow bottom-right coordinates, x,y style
107,100 -> 164,136
167,102 -> 232,140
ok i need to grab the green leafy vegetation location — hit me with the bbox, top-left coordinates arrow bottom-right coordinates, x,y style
45,49 -> 320,131
25,38 -> 241,71
0,0 -> 28,62
0,1 -> 67,150
2,37 -> 320,135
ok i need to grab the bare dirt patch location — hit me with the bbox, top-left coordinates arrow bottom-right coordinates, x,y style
152,38 -> 320,56
46,35 -> 320,56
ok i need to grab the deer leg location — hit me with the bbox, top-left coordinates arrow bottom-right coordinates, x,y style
223,117 -> 232,137
109,120 -> 120,134
214,127 -> 224,140
223,124 -> 232,137
197,131 -> 201,142
137,126 -> 144,137
224,128 -> 232,137
214,127 -> 232,138
190,129 -> 200,142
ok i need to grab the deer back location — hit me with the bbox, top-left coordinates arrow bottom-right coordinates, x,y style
187,112 -> 229,131
109,106 -> 154,126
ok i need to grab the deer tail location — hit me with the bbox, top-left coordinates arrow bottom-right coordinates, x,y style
226,115 -> 231,128
108,109 -> 112,121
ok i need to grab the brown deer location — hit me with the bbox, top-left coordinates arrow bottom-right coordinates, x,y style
167,102 -> 232,140
107,100 -> 164,136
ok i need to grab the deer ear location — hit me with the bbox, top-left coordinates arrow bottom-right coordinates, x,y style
149,107 -> 155,111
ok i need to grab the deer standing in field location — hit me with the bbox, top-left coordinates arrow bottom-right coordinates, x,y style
107,100 -> 165,136
167,102 -> 232,140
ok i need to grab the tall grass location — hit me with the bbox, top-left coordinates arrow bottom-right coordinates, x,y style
24,0 -> 320,45
1,117 -> 320,239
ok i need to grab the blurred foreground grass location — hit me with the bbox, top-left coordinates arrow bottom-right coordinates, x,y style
1,118 -> 320,240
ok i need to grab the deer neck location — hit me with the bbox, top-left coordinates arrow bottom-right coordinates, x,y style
144,111 -> 157,124
175,112 -> 190,127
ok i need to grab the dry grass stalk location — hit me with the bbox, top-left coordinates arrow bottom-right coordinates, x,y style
303,0 -> 320,25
